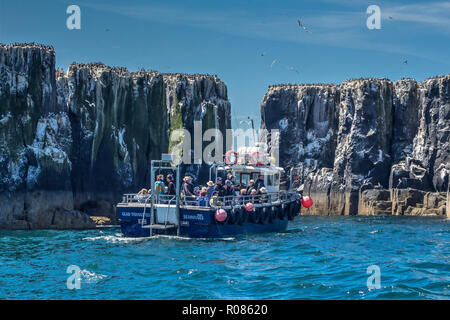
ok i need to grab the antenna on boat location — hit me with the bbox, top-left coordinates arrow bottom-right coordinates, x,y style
248,116 -> 256,144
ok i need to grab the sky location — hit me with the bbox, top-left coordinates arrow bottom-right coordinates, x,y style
1,0 -> 449,128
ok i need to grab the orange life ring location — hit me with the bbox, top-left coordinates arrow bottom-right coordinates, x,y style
224,150 -> 238,165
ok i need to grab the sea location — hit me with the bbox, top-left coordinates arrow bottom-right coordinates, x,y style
0,215 -> 448,300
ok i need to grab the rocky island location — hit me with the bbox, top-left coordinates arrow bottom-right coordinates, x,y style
260,76 -> 449,216
0,43 -> 230,229
0,43 -> 448,230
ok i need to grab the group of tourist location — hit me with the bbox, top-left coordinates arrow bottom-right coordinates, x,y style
180,173 -> 268,207
136,173 -> 268,207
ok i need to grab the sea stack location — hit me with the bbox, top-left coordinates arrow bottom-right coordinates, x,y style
0,43 -> 231,229
260,76 -> 450,216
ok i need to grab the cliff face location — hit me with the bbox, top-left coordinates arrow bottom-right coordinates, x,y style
0,43 -> 231,229
261,75 -> 450,216
162,73 -> 231,179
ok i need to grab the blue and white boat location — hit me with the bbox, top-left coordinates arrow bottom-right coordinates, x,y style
116,149 -> 303,238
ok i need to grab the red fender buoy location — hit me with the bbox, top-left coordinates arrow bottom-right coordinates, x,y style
215,209 -> 227,222
245,202 -> 254,212
301,196 -> 313,208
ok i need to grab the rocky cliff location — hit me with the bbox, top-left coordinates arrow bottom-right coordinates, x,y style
0,43 -> 231,229
261,75 -> 449,216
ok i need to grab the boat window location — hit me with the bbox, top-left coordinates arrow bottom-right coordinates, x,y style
240,173 -> 250,186
274,173 -> 280,185
267,174 -> 274,186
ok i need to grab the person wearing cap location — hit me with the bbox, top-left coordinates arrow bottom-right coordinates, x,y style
246,179 -> 255,195
255,174 -> 265,191
206,181 -> 215,200
214,177 -> 225,197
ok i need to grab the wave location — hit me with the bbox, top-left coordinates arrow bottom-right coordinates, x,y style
79,269 -> 107,283
82,233 -> 235,243
82,233 -> 150,243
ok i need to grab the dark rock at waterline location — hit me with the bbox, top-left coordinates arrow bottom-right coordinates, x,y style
261,76 -> 450,215
0,43 -> 231,229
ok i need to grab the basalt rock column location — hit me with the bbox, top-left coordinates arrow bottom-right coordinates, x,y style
0,44 -> 94,229
261,74 -> 449,216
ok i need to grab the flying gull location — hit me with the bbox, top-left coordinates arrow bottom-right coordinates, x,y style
289,66 -> 300,74
297,19 -> 310,33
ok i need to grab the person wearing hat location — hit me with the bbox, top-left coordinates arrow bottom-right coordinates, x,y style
206,181 -> 215,200
259,187 -> 268,203
214,177 -> 225,197
181,176 -> 195,200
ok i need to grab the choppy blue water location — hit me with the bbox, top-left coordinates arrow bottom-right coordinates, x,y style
0,216 -> 449,300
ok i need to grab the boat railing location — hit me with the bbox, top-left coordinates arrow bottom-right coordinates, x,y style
180,190 -> 298,208
122,191 -> 298,208
122,193 -> 152,204
121,193 -> 178,204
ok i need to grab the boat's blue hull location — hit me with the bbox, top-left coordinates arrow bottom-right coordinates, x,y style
117,201 -> 299,238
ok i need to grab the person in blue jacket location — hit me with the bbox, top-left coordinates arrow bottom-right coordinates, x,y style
197,191 -> 209,207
